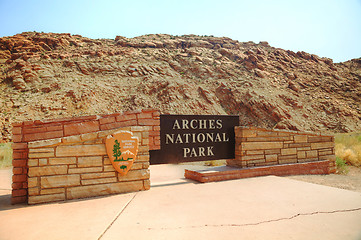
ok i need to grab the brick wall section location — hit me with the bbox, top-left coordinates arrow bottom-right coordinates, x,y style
27,126 -> 150,204
11,109 -> 160,204
185,161 -> 331,183
227,127 -> 336,173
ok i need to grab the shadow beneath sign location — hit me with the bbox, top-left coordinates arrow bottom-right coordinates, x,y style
150,178 -> 200,188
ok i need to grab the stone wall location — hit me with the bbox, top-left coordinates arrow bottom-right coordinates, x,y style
27,126 -> 150,204
11,109 -> 160,204
228,127 -> 336,173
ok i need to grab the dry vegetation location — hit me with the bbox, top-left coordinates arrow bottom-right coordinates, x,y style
288,133 -> 361,193
0,143 -> 12,169
335,132 -> 361,167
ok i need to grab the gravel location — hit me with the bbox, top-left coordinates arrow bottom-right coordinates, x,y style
287,166 -> 361,193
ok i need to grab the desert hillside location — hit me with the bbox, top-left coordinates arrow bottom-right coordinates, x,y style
0,32 -> 360,141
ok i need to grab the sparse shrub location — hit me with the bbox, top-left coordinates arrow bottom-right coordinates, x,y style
335,156 -> 348,174
335,132 -> 361,167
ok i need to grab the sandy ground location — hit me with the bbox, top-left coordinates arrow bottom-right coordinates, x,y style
287,166 -> 361,193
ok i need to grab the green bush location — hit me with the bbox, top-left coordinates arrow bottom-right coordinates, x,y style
335,156 -> 348,174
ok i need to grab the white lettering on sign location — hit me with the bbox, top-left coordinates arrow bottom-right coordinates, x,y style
122,140 -> 135,149
165,132 -> 229,145
166,118 -> 230,158
172,119 -> 223,130
183,146 -> 215,158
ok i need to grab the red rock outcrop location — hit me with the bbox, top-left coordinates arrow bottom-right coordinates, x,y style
0,32 -> 360,140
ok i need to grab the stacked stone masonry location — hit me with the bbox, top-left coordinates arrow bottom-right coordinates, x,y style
227,127 -> 336,173
27,126 -> 150,204
11,109 -> 160,204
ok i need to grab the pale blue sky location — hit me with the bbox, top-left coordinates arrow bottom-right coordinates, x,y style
0,0 -> 360,62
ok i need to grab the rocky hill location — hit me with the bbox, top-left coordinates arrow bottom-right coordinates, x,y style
0,32 -> 360,141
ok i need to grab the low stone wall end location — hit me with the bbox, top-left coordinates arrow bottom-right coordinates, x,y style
228,127 -> 336,173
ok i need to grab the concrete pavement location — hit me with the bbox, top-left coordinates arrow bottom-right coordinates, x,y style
0,165 -> 361,240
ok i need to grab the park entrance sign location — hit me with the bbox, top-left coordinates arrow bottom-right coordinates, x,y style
150,115 -> 239,164
11,109 -> 336,205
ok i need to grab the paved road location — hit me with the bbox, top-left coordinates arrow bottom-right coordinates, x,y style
0,165 -> 361,240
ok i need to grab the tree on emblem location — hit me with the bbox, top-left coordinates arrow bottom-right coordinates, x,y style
113,139 -> 133,162
113,139 -> 122,162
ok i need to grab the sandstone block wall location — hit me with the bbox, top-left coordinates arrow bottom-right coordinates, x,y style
11,109 -> 160,204
228,127 -> 336,173
27,126 -> 150,204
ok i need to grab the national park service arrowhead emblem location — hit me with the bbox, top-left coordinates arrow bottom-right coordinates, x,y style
106,131 -> 139,176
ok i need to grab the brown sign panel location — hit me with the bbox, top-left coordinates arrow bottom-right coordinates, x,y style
150,115 -> 239,164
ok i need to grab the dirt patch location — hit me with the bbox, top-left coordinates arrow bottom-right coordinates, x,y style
287,166 -> 361,193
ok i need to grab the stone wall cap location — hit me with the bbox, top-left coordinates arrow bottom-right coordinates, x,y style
28,126 -> 146,148
33,115 -> 99,125
235,126 -> 334,137
28,138 -> 62,149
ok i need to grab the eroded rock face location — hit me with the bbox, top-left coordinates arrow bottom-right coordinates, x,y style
0,32 -> 360,140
